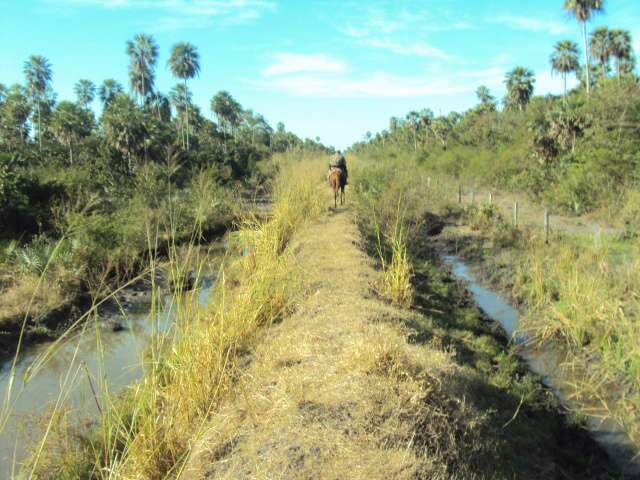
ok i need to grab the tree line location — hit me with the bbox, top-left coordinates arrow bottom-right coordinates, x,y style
1,34 -> 329,176
352,0 -> 640,217
0,34 -> 332,239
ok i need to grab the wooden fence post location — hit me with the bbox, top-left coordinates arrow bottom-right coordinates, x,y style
513,202 -> 518,227
427,176 -> 432,189
488,192 -> 493,205
458,185 -> 462,204
544,209 -> 549,244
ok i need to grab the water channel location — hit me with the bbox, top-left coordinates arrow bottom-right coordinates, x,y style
0,272 -> 216,474
443,255 -> 640,477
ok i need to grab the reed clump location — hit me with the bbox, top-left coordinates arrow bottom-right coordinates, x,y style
376,208 -> 413,308
508,235 -> 640,448
29,156 -> 327,478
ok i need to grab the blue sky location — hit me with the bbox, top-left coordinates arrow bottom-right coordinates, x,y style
2,0 -> 640,148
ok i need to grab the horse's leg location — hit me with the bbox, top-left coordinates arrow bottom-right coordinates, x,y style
334,187 -> 337,209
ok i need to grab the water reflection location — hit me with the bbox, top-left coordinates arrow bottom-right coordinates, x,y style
0,275 -> 215,473
442,254 -> 640,476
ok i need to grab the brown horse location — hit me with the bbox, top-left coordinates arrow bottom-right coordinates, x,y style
328,168 -> 346,208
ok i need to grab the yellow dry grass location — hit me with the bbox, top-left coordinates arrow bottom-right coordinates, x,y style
184,209 -> 487,480
0,274 -> 69,328
26,155 -> 330,479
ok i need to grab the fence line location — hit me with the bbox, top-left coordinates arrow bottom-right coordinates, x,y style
450,182 -> 556,244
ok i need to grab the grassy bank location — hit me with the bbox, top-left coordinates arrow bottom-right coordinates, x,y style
441,201 -> 640,451
349,157 -> 618,477
350,152 -> 640,456
26,155 -> 327,478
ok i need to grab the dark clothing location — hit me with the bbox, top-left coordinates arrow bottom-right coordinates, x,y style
329,154 -> 348,183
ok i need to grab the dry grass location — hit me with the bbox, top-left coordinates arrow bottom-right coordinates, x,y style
509,235 -> 640,449
184,210 -> 494,480
0,273 -> 71,328
375,204 -> 413,308
28,155 -> 329,479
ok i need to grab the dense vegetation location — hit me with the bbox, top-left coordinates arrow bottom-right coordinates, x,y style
0,34 -> 330,350
32,154 -> 327,478
351,0 -> 640,462
351,2 -> 639,224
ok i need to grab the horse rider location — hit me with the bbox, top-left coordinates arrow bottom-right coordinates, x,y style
328,150 -> 348,185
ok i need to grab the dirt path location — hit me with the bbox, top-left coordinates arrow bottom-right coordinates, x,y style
183,209 -> 484,479
182,207 -> 618,479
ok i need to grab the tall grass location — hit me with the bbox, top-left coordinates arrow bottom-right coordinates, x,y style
351,157 -> 417,308
25,154 -> 327,478
373,202 -> 413,308
507,234 -> 640,448
354,151 -> 640,453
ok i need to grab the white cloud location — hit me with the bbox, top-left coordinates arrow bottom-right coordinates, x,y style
255,54 -> 508,99
56,0 -> 275,28
493,16 -> 571,35
263,54 -> 347,77
255,73 -> 469,98
536,69 -> 579,96
256,51 -> 582,101
360,38 -> 452,61
340,6 -> 467,61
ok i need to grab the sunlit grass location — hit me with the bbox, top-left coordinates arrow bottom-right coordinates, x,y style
508,234 -> 640,448
373,202 -> 413,308
15,153 -> 327,478
354,151 -> 640,454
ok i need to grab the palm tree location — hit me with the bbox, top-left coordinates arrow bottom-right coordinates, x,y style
49,101 -> 92,164
126,34 -> 159,104
98,79 -> 123,108
1,84 -> 31,145
563,0 -> 604,97
505,67 -> 536,112
406,111 -> 420,151
610,29 -> 632,80
170,84 -> 192,148
149,92 -> 171,122
430,116 -> 453,149
74,79 -> 96,109
476,85 -> 494,105
211,91 -> 241,137
168,42 -> 200,151
23,55 -> 53,153
590,27 -> 612,80
102,93 -> 146,174
551,40 -> 580,101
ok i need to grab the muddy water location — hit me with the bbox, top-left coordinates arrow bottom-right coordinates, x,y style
0,276 -> 215,474
442,255 -> 640,477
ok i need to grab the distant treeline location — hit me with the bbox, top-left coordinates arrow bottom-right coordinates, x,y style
352,3 -> 640,220
0,33 -> 331,238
